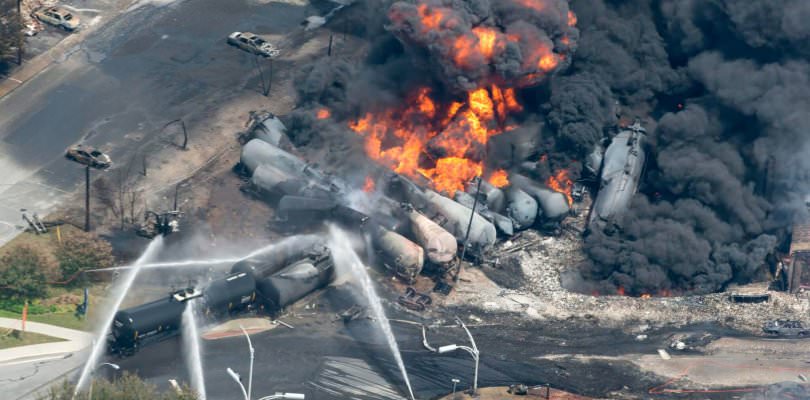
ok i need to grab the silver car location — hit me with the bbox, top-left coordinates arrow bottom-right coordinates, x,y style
33,7 -> 80,31
227,32 -> 279,57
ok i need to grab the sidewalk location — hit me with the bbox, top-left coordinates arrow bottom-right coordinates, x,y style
0,27 -> 83,99
0,317 -> 93,364
0,0 -> 133,100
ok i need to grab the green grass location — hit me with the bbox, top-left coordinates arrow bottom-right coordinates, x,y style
0,223 -> 110,331
0,309 -> 91,331
0,329 -> 65,349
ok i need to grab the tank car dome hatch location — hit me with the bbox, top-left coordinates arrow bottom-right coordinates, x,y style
172,287 -> 203,302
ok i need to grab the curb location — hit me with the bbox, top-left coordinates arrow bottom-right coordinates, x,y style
0,0 -> 140,100
0,33 -> 80,99
0,340 -> 90,364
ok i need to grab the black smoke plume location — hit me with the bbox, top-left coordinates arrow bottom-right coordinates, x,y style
290,0 -> 810,295
562,0 -> 810,295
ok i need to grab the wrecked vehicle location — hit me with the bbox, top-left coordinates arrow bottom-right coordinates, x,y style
763,320 -> 810,337
34,6 -> 80,31
65,144 -> 111,169
397,287 -> 431,311
227,32 -> 280,57
372,224 -> 424,283
244,111 -> 287,146
390,174 -> 496,254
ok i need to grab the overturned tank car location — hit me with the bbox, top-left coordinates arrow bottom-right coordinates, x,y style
588,122 -> 646,233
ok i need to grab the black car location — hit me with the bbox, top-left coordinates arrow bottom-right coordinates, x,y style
65,144 -> 111,169
763,320 -> 810,337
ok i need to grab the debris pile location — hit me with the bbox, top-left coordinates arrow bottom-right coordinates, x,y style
441,206 -> 810,334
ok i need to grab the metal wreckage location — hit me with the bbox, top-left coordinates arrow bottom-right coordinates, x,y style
106,114 -> 648,357
237,113 -> 648,292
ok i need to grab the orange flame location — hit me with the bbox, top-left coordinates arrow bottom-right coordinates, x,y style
514,0 -> 544,12
617,286 -> 626,296
640,293 -> 651,299
547,169 -> 574,206
349,86 -> 523,194
538,53 -> 559,72
488,170 -> 509,188
316,108 -> 331,119
567,10 -> 577,27
363,176 -> 375,193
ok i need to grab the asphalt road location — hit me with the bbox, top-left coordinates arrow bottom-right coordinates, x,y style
0,0 -> 329,245
104,283 -> 666,400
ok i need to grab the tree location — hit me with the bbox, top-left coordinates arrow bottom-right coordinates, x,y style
43,373 -> 199,399
94,158 -> 144,229
0,245 -> 48,300
55,231 -> 115,286
0,0 -> 24,65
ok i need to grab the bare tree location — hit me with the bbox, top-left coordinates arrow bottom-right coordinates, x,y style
94,158 -> 144,229
0,0 -> 24,65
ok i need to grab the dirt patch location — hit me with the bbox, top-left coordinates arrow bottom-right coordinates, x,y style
202,317 -> 281,340
437,386 -> 592,400
480,254 -> 525,290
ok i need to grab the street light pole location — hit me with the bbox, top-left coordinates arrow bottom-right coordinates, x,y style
457,317 -> 479,394
227,367 -> 249,400
423,319 -> 480,395
240,325 -> 255,400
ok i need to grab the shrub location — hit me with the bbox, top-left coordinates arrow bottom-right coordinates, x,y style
0,245 -> 48,300
42,373 -> 199,400
55,232 -> 115,286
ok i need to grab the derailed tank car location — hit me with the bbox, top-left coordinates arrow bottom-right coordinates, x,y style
255,246 -> 335,313
588,122 -> 646,233
107,288 -> 201,356
202,272 -> 256,316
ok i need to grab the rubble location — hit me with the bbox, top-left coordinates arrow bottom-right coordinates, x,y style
440,197 -> 810,335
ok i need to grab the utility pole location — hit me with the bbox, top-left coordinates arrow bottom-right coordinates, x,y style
456,176 -> 481,270
255,56 -> 269,96
84,165 -> 91,232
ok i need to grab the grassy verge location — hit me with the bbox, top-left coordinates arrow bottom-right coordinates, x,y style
0,329 -> 65,350
0,309 -> 93,331
0,224 -> 110,331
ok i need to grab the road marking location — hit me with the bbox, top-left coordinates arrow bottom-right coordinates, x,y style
0,354 -> 69,366
6,77 -> 22,83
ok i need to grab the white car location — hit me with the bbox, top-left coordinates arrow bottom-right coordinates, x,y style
227,32 -> 279,57
33,7 -> 80,31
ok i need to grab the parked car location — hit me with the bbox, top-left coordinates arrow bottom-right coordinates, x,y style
33,7 -> 80,31
763,320 -> 810,337
65,144 -> 111,169
227,32 -> 279,57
